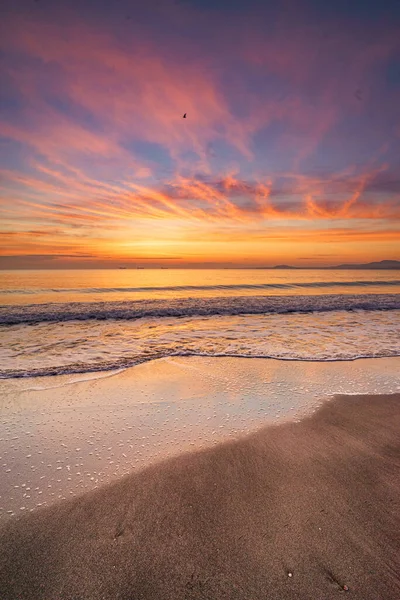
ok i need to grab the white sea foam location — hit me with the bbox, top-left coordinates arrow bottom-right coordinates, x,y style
1,306 -> 399,378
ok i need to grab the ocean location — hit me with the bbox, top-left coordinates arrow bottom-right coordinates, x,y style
1,269 -> 399,379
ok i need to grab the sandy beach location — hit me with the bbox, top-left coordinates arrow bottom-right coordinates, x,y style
2,0 -> 400,592
1,387 -> 399,599
1,356 -> 399,518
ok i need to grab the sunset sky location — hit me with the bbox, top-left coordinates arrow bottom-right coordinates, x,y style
1,0 -> 400,268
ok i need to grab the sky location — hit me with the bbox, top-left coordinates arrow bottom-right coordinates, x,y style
0,0 -> 400,268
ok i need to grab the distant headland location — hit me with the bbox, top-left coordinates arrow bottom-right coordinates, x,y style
270,260 -> 400,270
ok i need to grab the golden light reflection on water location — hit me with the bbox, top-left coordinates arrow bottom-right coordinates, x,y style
1,268 -> 399,305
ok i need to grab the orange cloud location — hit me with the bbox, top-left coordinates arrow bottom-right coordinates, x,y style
1,5 -> 399,266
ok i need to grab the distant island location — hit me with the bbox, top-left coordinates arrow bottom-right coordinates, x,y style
271,260 -> 400,270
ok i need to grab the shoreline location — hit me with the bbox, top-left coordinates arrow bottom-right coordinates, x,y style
1,392 -> 399,599
2,350 -> 400,381
1,356 -> 399,520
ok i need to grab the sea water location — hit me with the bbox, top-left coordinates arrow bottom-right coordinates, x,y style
0,268 -> 399,378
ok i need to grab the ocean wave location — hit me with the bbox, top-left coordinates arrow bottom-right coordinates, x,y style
1,293 -> 400,325
2,280 -> 400,295
1,305 -> 399,378
2,350 -> 400,379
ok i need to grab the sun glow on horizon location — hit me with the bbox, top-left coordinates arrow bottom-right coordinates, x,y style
0,0 -> 399,268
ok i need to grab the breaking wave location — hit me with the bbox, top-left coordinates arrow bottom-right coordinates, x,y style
1,293 -> 400,325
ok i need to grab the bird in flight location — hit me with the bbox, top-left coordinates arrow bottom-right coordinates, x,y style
183,113 -> 187,118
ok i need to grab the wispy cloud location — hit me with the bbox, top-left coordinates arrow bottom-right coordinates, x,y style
0,1 -> 399,265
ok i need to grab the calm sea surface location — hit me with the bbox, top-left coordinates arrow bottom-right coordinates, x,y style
1,269 -> 399,377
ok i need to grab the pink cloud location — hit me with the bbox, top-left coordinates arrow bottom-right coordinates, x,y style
1,3 -> 399,263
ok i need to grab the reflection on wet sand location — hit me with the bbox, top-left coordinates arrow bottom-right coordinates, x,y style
1,356 -> 399,519
1,392 -> 399,600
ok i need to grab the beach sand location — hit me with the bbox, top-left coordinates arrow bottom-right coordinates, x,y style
1,356 -> 400,520
1,392 -> 399,600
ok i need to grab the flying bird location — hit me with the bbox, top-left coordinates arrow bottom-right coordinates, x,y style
183,113 -> 187,118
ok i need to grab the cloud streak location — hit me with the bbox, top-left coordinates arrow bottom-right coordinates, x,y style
0,0 -> 399,265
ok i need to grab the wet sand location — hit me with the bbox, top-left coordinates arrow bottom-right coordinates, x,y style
1,356 -> 400,519
1,392 -> 399,600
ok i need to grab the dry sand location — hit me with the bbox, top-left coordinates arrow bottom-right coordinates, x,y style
0,392 -> 399,600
